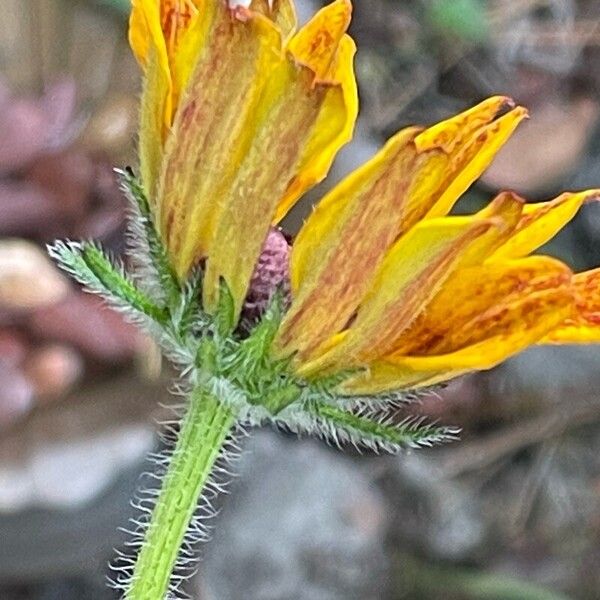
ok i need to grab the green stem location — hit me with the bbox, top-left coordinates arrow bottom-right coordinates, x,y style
126,386 -> 236,600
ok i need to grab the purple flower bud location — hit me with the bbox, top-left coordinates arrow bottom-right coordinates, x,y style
242,228 -> 291,323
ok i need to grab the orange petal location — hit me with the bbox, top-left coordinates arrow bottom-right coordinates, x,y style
286,215 -> 499,374
491,190 -> 600,260
286,0 -> 352,81
344,284 -> 573,394
392,255 -> 573,356
422,104 -> 529,219
543,268 -> 600,343
279,97 -> 523,360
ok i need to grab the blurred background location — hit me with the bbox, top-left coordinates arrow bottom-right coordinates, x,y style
1,1 -> 599,598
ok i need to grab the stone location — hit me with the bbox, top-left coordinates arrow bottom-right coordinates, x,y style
201,431 -> 392,600
29,293 -> 142,363
27,150 -> 95,226
0,182 -> 61,238
0,364 -> 34,429
0,240 -> 70,312
381,453 -> 485,562
0,329 -> 28,369
23,344 -> 84,402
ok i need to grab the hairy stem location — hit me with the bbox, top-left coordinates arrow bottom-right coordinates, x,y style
126,386 -> 236,600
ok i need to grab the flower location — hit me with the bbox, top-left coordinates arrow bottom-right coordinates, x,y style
129,0 -> 600,392
129,0 -> 357,315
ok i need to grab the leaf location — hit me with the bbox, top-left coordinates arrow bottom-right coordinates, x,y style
48,240 -> 168,324
427,0 -> 489,43
262,383 -> 303,414
215,278 -> 236,337
177,268 -> 205,337
117,169 -> 180,305
306,401 -> 458,451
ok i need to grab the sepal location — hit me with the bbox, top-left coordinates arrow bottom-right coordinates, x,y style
303,400 -> 458,451
117,168 -> 180,306
48,239 -> 168,324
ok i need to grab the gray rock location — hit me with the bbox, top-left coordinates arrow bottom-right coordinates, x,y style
202,431 -> 391,600
383,453 -> 486,562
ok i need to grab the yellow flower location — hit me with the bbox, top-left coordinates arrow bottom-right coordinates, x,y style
130,0 -> 600,392
130,0 -> 357,318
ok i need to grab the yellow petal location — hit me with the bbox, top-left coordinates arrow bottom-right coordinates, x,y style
276,126 -> 421,358
278,99 -> 526,360
250,0 -> 297,39
289,126 -> 420,294
340,361 -> 461,395
132,0 -> 206,197
279,170 -> 522,366
202,68 -> 347,317
452,191 -> 524,265
160,0 -> 200,61
286,0 -> 352,81
295,195 -> 526,376
156,6 -> 351,320
168,0 -> 216,120
542,268 -> 600,343
130,0 -> 202,124
157,9 -> 282,277
130,0 -> 171,196
274,1 -> 358,221
129,0 -> 167,69
344,285 -> 573,394
393,287 -> 572,369
139,48 -> 172,199
287,215 -> 498,374
422,103 -> 529,219
490,190 -> 600,260
392,255 -> 573,356
275,35 -> 358,221
335,216 -> 504,360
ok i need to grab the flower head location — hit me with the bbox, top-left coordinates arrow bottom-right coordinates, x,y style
46,4 -> 600,597
129,0 -> 600,394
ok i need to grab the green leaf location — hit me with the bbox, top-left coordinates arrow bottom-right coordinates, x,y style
426,0 -> 489,43
240,293 -> 284,359
308,401 -> 458,450
215,278 -> 236,337
49,240 -> 169,324
177,269 -> 205,337
261,383 -> 303,415
196,338 -> 218,375
117,169 -> 180,305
